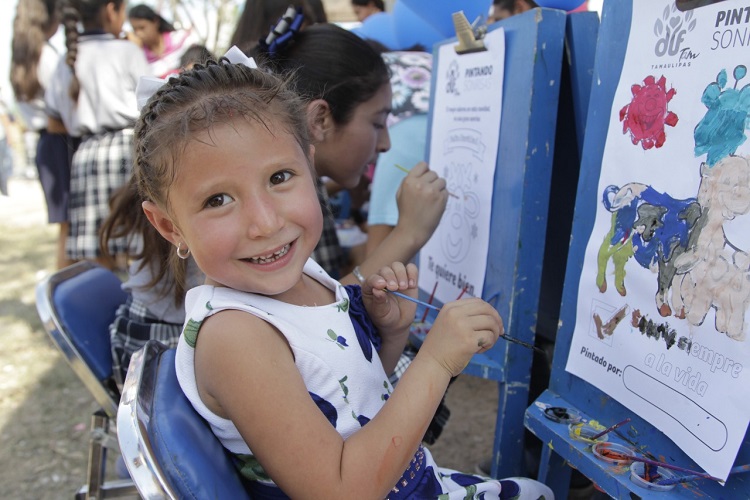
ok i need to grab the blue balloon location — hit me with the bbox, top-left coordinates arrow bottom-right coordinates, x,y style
392,1 -> 446,52
351,11 -> 399,50
536,0 -> 587,10
398,0 -> 492,38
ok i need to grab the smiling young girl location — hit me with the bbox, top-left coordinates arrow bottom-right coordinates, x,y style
134,50 -> 553,499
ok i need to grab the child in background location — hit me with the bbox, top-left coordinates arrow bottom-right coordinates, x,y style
253,22 -> 449,283
127,4 -> 201,78
11,0 -> 79,269
366,50 -> 435,257
46,0 -> 150,268
351,0 -> 385,22
178,44 -> 213,71
100,176 -> 204,386
0,93 -> 14,196
135,49 -> 554,499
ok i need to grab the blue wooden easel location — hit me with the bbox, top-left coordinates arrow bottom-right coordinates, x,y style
524,1 -> 750,498
412,7 -> 583,479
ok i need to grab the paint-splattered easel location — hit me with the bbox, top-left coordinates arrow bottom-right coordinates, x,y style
409,7 -> 575,479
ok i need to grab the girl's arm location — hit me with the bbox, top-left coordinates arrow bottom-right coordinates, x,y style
341,162 -> 448,285
195,299 -> 501,498
47,116 -> 67,134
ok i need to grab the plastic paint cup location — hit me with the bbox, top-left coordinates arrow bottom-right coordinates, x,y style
592,442 -> 636,465
569,421 -> 609,444
544,406 -> 582,424
630,461 -> 677,491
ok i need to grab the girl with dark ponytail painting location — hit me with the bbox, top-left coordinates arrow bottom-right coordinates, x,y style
45,0 -> 149,269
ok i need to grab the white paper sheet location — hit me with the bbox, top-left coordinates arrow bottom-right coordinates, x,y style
565,0 -> 750,480
418,28 -> 505,306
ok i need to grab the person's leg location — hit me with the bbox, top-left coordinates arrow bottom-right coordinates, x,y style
56,222 -> 75,269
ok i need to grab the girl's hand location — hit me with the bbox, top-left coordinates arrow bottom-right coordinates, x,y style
419,298 -> 504,377
395,162 -> 449,246
361,262 -> 418,335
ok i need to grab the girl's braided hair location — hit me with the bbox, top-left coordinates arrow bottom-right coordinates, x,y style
61,0 -> 125,103
129,57 -> 311,298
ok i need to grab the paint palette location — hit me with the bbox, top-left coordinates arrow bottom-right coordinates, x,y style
569,421 -> 609,444
630,461 -> 677,491
543,406 -> 582,424
592,442 -> 636,465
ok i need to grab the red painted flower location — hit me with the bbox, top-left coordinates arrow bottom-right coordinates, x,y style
619,75 -> 678,150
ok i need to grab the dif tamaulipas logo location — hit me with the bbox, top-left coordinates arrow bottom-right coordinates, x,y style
651,2 -> 699,70
445,60 -> 460,96
445,59 -> 496,96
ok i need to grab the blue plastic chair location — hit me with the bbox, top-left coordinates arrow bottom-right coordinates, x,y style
117,341 -> 251,499
35,261 -> 137,498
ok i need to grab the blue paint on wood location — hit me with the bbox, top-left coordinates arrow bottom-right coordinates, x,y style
423,7 -> 567,479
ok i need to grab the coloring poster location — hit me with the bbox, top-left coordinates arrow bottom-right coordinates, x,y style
565,0 -> 750,480
418,28 -> 505,305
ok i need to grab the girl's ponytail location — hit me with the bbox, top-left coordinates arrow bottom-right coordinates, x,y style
61,1 -> 80,102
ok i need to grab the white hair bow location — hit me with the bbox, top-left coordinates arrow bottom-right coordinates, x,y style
135,46 -> 258,111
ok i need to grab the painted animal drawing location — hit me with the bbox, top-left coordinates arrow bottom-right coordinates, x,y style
596,183 -> 700,316
672,156 -> 750,340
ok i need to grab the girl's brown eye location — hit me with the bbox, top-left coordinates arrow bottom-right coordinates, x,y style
206,194 -> 232,208
270,171 -> 293,185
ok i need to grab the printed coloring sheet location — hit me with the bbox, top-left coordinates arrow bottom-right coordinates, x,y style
418,28 -> 505,305
565,0 -> 750,480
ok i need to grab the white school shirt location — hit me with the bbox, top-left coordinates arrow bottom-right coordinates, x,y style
45,33 -> 151,137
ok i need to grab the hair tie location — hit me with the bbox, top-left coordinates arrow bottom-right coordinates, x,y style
135,46 -> 258,110
259,5 -> 305,58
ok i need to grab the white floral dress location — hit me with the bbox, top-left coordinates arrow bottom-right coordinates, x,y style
175,259 -> 552,499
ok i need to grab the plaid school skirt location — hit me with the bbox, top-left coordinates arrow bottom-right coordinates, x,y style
110,295 -> 182,387
66,128 -> 133,260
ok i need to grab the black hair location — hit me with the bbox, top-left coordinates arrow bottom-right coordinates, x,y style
230,0 -> 324,54
179,44 -> 213,69
61,0 -> 125,102
128,3 -> 175,32
253,23 -> 390,126
10,0 -> 59,102
351,0 -> 385,11
492,0 -> 539,9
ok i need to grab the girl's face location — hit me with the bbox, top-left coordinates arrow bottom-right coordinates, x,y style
314,83 -> 392,189
151,119 -> 323,299
130,17 -> 161,48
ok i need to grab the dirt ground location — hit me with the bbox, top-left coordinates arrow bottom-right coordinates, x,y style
0,177 -> 502,498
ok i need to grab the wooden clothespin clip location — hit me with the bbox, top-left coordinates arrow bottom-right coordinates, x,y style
453,10 -> 487,55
